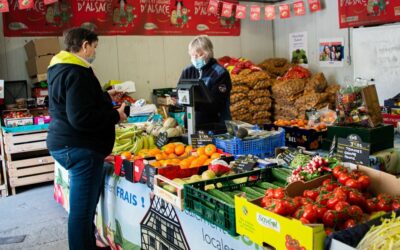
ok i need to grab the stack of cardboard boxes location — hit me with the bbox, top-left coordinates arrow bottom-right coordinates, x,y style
24,37 -> 60,83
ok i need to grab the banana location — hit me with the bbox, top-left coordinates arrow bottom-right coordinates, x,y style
134,136 -> 144,155
148,135 -> 156,149
143,135 -> 149,149
129,138 -> 139,154
116,138 -> 132,145
113,140 -> 132,153
117,130 -> 141,140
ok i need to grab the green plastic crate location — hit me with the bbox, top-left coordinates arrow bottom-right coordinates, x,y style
183,168 -> 273,236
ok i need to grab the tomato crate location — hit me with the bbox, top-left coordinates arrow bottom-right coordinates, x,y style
213,129 -> 285,158
183,168 -> 273,236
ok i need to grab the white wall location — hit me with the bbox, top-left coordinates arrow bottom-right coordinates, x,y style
274,0 -> 354,85
0,15 -> 273,100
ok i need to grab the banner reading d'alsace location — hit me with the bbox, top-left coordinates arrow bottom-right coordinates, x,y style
3,0 -> 240,36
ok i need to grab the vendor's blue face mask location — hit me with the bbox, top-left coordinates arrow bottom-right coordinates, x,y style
191,57 -> 206,69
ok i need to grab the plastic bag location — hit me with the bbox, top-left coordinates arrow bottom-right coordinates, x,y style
336,83 -> 370,126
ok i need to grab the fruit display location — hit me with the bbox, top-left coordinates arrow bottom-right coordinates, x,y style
112,125 -> 156,156
145,117 -> 184,138
260,167 -> 400,233
149,143 -> 222,169
273,119 -> 328,131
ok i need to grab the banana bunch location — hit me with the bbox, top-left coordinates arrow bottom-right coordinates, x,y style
113,125 -> 157,156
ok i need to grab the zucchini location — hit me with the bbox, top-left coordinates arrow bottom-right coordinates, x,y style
272,181 -> 286,188
256,181 -> 279,189
244,192 -> 262,200
278,168 -> 292,175
240,187 -> 264,197
251,186 -> 268,194
271,168 -> 290,184
207,189 -> 234,205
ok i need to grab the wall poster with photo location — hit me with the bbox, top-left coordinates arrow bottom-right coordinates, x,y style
319,38 -> 345,67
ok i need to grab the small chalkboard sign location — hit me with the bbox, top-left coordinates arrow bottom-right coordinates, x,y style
337,134 -> 370,165
190,131 -> 213,148
232,155 -> 259,173
156,132 -> 168,148
278,148 -> 297,165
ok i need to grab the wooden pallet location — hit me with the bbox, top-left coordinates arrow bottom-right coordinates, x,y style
1,129 -> 54,195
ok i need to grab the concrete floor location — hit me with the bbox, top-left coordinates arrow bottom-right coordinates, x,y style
0,183 -> 68,250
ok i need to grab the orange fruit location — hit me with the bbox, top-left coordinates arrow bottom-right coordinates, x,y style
185,145 -> 193,154
204,159 -> 213,165
148,148 -> 161,156
171,158 -> 181,165
164,144 -> 175,154
186,156 -> 196,163
210,152 -> 221,160
197,156 -> 207,165
168,153 -> 178,159
179,159 -> 190,169
155,154 -> 164,161
204,144 -> 217,156
190,159 -> 202,168
196,146 -> 206,156
150,161 -> 161,167
174,144 -> 185,156
121,151 -> 132,160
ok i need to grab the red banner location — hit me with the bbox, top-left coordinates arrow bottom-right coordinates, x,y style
308,0 -> 321,12
339,0 -> 400,29
294,1 -> 306,16
18,0 -> 34,10
0,0 -> 9,12
279,4 -> 290,19
250,5 -> 260,21
264,5 -> 275,20
235,5 -> 246,19
3,0 -> 240,36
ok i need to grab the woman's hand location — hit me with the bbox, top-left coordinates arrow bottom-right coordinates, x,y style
108,89 -> 124,102
116,102 -> 128,122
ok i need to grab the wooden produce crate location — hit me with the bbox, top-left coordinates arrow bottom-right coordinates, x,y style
1,128 -> 54,195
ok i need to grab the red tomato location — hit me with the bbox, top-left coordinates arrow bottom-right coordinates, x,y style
323,210 -> 339,228
357,175 -> 370,190
273,188 -> 285,199
334,201 -> 350,212
392,200 -> 400,211
333,166 -> 347,178
345,179 -> 362,190
292,196 -> 303,209
315,205 -> 328,221
349,205 -> 363,222
273,200 -> 289,215
365,198 -> 377,213
299,217 -> 310,225
377,199 -> 392,212
343,219 -> 356,229
338,173 -> 351,185
265,189 -> 275,198
325,228 -> 334,235
348,191 -> 366,208
301,204 -> 318,223
303,190 -> 319,201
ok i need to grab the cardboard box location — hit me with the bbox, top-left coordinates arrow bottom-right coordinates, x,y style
156,96 -> 176,106
26,55 -> 53,77
24,38 -> 60,59
235,164 -> 400,250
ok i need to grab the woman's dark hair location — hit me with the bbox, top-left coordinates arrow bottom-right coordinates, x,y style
64,27 -> 98,53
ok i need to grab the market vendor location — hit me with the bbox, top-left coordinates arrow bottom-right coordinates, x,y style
178,35 -> 232,130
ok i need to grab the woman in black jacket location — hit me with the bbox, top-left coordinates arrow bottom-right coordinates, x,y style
47,27 -> 126,250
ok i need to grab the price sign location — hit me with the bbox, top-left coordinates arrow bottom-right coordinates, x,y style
156,132 -> 169,148
277,148 -> 297,166
191,131 -> 213,148
328,135 -> 337,158
337,134 -> 370,165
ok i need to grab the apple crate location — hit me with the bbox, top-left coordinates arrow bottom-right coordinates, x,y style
184,168 -> 272,236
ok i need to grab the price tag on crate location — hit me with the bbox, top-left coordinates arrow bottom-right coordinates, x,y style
156,132 -> 168,148
190,131 -> 213,148
337,134 -> 370,165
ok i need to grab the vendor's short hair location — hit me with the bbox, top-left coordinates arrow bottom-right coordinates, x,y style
188,35 -> 214,59
64,27 -> 98,53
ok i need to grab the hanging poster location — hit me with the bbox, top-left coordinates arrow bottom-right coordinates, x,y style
319,38 -> 345,67
235,4 -> 246,19
18,0 -> 34,10
250,5 -> 260,21
206,0 -> 218,15
338,0 -> 400,29
279,4 -> 290,19
294,1 -> 306,16
221,2 -> 233,18
0,0 -> 10,12
264,5 -> 275,20
44,0 -> 58,5
3,0 -> 240,36
289,32 -> 308,66
308,0 -> 321,12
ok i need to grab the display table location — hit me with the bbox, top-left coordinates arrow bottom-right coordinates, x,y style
54,162 -> 263,250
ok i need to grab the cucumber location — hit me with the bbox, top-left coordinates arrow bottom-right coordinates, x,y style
256,182 -> 279,189
278,168 -> 293,175
272,181 -> 286,188
240,187 -> 264,197
251,186 -> 268,194
207,189 -> 234,205
271,168 -> 290,184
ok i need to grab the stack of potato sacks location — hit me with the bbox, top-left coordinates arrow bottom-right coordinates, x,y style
258,58 -> 340,121
218,56 -> 274,125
